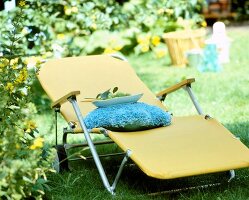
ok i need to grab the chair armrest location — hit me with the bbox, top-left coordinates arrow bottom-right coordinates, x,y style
156,78 -> 195,98
51,91 -> 80,108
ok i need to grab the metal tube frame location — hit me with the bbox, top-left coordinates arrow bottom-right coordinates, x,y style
185,85 -> 204,115
68,96 -> 131,195
58,80 -> 235,194
69,152 -> 126,161
184,85 -> 235,182
111,150 -> 132,191
64,140 -> 114,150
54,107 -> 60,146
228,169 -> 235,182
62,126 -> 109,144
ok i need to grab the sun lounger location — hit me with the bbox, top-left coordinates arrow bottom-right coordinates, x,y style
37,55 -> 249,194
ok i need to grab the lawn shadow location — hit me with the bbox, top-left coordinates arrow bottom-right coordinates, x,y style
69,151 -> 235,198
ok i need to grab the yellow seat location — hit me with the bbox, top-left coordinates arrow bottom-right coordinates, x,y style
110,115 -> 249,179
37,55 -> 249,194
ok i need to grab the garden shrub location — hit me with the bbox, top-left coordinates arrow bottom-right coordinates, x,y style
232,0 -> 249,21
122,0 -> 205,56
0,2 -> 52,199
0,0 -> 206,58
7,0 -> 128,57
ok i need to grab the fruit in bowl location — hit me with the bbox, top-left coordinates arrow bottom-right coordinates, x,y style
96,87 -> 131,100
91,87 -> 143,108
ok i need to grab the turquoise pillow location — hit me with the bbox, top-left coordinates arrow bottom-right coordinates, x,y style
84,102 -> 171,132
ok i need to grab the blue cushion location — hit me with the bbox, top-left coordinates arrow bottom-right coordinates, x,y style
84,102 -> 171,132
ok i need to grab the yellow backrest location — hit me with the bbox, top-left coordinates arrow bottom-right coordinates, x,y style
37,55 -> 165,122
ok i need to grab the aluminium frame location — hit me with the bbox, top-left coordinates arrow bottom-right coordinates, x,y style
52,54 -> 235,195
53,95 -> 131,195
53,82 -> 235,195
157,82 -> 235,186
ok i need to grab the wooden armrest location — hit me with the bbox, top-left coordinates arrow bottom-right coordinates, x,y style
51,91 -> 80,108
156,78 -> 195,97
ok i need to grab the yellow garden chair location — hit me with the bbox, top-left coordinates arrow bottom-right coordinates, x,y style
37,55 -> 249,195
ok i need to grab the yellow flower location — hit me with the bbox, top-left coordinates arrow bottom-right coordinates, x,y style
15,68 -> 28,84
109,36 -> 122,51
10,58 -> 18,65
26,128 -> 32,133
137,34 -> 151,45
165,9 -> 174,15
19,0 -> 26,7
64,7 -> 72,15
137,36 -> 143,44
91,15 -> 96,20
15,76 -> 24,84
30,137 -> 44,150
91,23 -> 97,30
155,49 -> 166,58
104,47 -> 116,54
27,120 -> 37,130
201,21 -> 207,27
57,34 -> 65,40
23,58 -> 29,65
141,45 -> 149,53
5,83 -> 14,93
11,64 -> 18,70
157,8 -> 164,14
71,6 -> 78,13
151,36 -> 160,46
24,56 -> 42,67
0,58 -> 9,68
113,45 -> 123,51
43,51 -> 53,58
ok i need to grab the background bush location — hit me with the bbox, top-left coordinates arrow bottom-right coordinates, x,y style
0,0 -> 206,59
0,3 -> 52,199
232,0 -> 249,21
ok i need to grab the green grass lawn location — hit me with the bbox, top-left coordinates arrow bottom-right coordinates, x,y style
37,28 -> 249,200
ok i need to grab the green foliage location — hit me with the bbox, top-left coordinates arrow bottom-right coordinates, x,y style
232,0 -> 249,20
123,0 -> 205,56
123,0 -> 204,33
11,0 -> 127,57
0,3 -> 52,200
0,0 -> 206,59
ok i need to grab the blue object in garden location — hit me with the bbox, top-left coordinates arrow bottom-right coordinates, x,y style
198,42 -> 222,72
186,49 -> 203,68
84,102 -> 172,131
